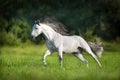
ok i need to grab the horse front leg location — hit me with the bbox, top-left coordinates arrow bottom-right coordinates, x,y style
43,50 -> 52,66
58,48 -> 63,68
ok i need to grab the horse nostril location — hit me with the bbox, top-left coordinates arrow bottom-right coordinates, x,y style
30,35 -> 33,40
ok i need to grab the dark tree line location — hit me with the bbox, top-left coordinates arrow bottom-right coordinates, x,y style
0,0 -> 120,45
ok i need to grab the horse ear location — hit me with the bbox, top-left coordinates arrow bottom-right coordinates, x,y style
34,20 -> 37,24
34,20 -> 41,26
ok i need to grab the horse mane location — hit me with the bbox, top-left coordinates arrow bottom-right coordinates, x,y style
35,16 -> 70,35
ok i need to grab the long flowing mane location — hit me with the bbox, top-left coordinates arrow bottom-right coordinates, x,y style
35,16 -> 69,35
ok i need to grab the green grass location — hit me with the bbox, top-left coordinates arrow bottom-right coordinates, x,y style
0,44 -> 120,80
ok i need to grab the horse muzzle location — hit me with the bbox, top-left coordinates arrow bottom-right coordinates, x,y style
30,35 -> 36,40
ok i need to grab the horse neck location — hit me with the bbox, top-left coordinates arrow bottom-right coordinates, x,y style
41,24 -> 59,40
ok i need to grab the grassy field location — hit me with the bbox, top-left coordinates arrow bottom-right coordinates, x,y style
0,44 -> 120,80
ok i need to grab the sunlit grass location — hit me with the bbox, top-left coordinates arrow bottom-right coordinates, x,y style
0,44 -> 120,80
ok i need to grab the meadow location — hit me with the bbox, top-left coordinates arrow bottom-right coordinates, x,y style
0,43 -> 120,80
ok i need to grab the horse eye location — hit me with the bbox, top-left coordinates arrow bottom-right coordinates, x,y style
35,27 -> 38,29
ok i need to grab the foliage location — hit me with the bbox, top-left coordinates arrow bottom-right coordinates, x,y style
9,18 -> 31,42
0,17 -> 31,46
0,32 -> 20,46
0,0 -> 120,46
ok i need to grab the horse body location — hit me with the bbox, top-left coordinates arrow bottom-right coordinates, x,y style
47,35 -> 80,53
41,24 -> 89,53
62,36 -> 88,53
31,21 -> 102,68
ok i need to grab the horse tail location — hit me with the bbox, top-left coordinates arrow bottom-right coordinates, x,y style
88,42 -> 103,58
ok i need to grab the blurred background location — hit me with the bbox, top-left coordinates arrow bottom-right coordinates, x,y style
0,0 -> 120,46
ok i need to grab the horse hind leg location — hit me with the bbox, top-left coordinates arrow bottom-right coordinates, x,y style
85,48 -> 102,67
91,52 -> 102,67
73,52 -> 89,67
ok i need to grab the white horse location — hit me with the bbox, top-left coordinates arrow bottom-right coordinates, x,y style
31,20 -> 102,68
